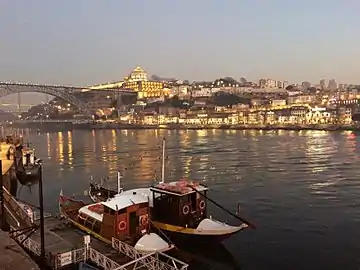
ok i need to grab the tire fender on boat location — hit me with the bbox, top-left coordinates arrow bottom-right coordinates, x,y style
140,214 -> 149,226
199,200 -> 206,210
118,220 -> 127,231
182,204 -> 190,215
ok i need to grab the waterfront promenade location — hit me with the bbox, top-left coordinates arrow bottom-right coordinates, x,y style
0,230 -> 39,270
4,120 -> 360,132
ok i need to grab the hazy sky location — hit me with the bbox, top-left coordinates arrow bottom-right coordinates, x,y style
1,0 -> 360,86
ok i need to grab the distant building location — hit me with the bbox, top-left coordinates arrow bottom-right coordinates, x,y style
320,79 -> 326,90
259,78 -> 287,89
328,79 -> 337,91
121,66 -> 168,99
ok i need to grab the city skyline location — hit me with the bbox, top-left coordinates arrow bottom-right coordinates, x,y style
1,1 -> 360,87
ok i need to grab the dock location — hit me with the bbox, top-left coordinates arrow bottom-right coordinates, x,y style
0,142 -> 188,270
1,186 -> 188,270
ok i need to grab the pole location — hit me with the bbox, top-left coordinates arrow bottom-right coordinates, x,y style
188,185 -> 257,229
38,164 -> 46,265
17,91 -> 21,119
160,138 -> 165,184
0,160 -> 5,229
117,171 -> 122,194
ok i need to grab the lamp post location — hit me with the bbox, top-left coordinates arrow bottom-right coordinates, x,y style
38,163 -> 45,266
0,160 -> 5,230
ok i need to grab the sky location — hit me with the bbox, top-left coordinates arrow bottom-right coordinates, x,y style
1,0 -> 360,89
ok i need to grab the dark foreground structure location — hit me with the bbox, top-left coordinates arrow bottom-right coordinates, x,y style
0,230 -> 39,270
0,157 -> 188,269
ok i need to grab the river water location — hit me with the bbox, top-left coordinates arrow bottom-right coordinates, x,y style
13,129 -> 360,270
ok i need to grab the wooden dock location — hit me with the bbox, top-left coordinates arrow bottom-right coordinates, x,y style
2,186 -> 188,270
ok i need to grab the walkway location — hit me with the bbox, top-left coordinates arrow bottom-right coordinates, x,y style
0,229 -> 39,270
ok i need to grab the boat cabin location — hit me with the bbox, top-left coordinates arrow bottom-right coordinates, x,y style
150,180 -> 209,229
22,149 -> 36,166
76,194 -> 150,242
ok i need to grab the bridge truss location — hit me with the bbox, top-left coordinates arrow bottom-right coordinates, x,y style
0,82 -> 135,114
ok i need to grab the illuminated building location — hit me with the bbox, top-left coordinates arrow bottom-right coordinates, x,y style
86,66 -> 168,100
122,66 -> 168,99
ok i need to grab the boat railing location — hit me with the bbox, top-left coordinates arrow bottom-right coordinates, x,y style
111,237 -> 188,270
3,186 -> 33,227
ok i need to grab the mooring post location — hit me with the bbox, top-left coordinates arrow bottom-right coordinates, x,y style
38,163 -> 46,266
0,159 -> 5,229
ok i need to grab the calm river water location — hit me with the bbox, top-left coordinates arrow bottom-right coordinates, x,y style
12,129 -> 360,270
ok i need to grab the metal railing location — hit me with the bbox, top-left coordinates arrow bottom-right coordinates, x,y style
112,238 -> 188,270
3,186 -> 33,227
11,227 -> 41,256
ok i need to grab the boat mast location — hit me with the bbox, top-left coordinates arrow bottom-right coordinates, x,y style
160,138 -> 165,184
117,170 -> 123,194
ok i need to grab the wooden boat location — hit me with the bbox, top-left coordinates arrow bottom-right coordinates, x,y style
88,172 -> 121,203
15,144 -> 41,185
59,190 -> 174,252
89,139 -> 255,243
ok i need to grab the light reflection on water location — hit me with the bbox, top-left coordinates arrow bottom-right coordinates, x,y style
14,129 -> 360,270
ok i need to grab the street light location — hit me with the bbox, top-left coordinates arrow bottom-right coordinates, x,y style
37,162 -> 45,267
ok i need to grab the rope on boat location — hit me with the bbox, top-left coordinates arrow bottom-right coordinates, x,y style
149,219 -> 178,250
187,185 -> 256,229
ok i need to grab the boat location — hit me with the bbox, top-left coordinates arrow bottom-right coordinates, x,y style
59,190 -> 174,252
16,145 -> 41,185
89,139 -> 255,243
88,172 -> 121,203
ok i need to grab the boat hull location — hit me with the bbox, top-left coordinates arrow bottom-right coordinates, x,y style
16,165 -> 40,185
151,221 -> 244,244
159,227 -> 239,244
89,183 -> 117,202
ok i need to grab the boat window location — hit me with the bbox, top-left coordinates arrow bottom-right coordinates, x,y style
118,208 -> 126,215
78,215 -> 86,226
93,221 -> 101,234
109,209 -> 115,216
85,217 -> 95,228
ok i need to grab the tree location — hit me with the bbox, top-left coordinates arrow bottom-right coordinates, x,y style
285,85 -> 294,90
164,95 -> 190,109
223,77 -> 238,83
211,92 -> 250,106
352,113 -> 360,122
240,77 -> 247,84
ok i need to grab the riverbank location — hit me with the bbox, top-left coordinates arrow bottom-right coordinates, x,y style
5,122 -> 360,132
79,123 -> 360,131
0,230 -> 39,270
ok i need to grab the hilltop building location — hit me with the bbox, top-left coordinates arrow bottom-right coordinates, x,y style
122,66 -> 168,99
88,66 -> 169,99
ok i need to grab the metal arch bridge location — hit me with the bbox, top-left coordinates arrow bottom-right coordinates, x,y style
0,82 -> 135,113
